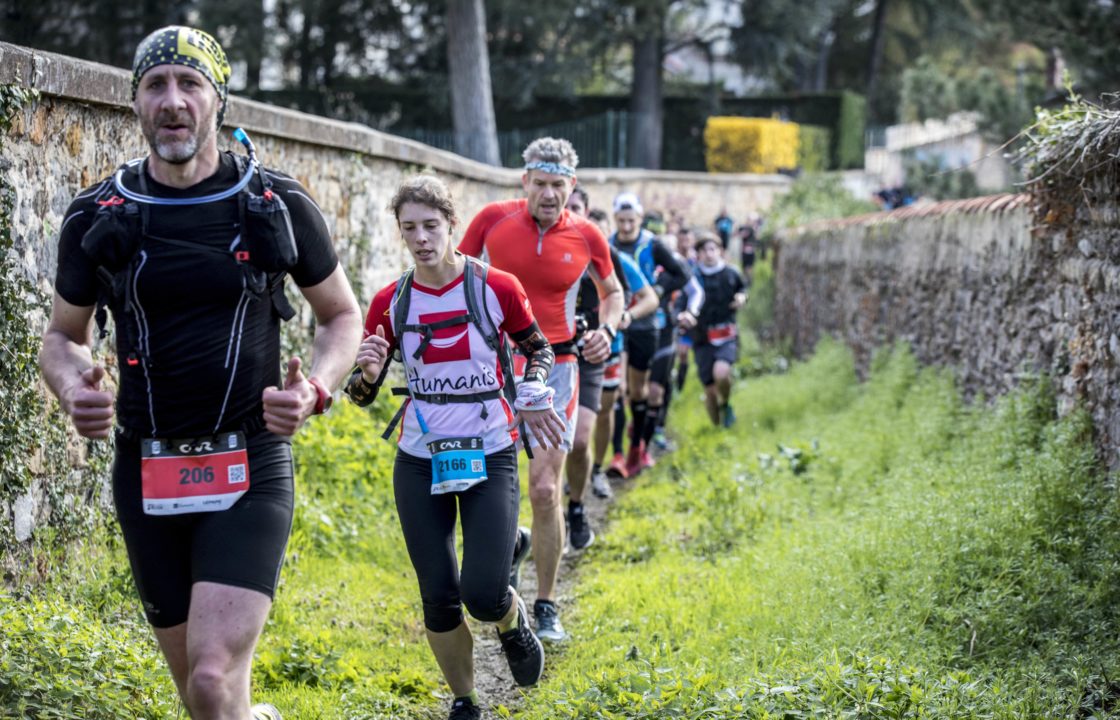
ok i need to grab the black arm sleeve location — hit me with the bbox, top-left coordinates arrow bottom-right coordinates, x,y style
652,241 -> 689,295
344,360 -> 392,407
510,322 -> 553,386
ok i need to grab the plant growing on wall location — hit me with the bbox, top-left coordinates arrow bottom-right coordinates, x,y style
0,85 -> 110,568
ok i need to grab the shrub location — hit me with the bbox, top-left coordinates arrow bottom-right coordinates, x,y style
763,173 -> 877,240
0,595 -> 178,719
704,116 -> 799,174
797,125 -> 832,172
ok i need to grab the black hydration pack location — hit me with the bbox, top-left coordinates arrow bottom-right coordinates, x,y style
80,147 -> 299,367
381,256 -> 532,457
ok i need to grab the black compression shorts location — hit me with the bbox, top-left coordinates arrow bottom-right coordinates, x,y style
394,446 -> 519,633
113,427 -> 294,628
625,328 -> 658,372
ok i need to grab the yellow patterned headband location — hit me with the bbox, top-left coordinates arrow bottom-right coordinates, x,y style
131,26 -> 232,125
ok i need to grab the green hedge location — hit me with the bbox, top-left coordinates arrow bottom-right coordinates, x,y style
797,125 -> 832,172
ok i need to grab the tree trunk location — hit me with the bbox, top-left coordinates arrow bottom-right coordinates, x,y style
865,0 -> 890,111
298,0 -> 314,90
446,0 -> 501,165
814,28 -> 834,92
628,3 -> 665,170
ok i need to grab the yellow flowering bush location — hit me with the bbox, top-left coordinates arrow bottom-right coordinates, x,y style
704,116 -> 800,174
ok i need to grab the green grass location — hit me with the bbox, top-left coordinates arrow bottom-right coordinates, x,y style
4,341 -> 1120,718
515,342 -> 1120,719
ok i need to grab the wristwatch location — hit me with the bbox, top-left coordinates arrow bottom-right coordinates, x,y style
600,322 -> 617,342
308,376 -> 333,415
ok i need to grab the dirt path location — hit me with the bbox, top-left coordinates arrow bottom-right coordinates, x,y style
469,467 -> 630,717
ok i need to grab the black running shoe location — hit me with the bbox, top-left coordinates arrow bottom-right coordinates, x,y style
497,595 -> 545,686
448,697 -> 482,720
509,526 -> 531,591
533,599 -> 568,643
567,502 -> 594,550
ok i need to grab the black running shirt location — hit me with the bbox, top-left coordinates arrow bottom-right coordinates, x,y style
55,152 -> 339,437
693,265 -> 746,344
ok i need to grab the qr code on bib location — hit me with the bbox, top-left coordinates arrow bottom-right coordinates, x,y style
228,464 -> 247,484
471,459 -> 484,473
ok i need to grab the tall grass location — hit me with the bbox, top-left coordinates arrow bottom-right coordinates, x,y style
516,340 -> 1120,719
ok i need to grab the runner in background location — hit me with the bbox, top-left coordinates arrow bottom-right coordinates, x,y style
609,193 -> 690,477
690,231 -> 748,427
565,187 -> 657,509
644,233 -> 703,454
671,227 -> 698,393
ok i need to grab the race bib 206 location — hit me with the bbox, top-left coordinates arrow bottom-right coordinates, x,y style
141,432 -> 249,515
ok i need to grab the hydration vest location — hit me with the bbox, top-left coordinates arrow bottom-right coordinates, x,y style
380,257 -> 532,457
611,228 -> 665,329
81,150 -> 298,371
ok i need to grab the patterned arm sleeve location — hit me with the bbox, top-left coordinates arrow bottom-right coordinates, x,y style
510,322 -> 553,386
344,361 -> 391,407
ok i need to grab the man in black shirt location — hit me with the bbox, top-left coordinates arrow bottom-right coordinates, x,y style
39,26 -> 361,720
691,232 -> 747,427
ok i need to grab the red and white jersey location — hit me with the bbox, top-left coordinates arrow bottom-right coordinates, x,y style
365,265 -> 535,458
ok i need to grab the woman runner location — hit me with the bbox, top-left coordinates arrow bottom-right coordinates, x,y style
345,176 -> 565,719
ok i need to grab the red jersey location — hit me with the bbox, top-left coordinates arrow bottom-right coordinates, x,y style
365,266 -> 535,457
459,199 -> 614,345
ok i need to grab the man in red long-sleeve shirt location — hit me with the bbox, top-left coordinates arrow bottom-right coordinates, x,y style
459,137 -> 623,642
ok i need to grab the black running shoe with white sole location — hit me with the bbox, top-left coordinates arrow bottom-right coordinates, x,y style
567,502 -> 594,550
509,526 -> 531,591
497,595 -> 545,686
448,697 -> 482,720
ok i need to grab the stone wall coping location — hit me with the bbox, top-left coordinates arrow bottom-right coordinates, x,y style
785,193 -> 1032,237
0,41 -> 788,189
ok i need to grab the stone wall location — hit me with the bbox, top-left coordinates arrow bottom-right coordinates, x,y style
0,42 -> 789,561
774,194 -> 1120,467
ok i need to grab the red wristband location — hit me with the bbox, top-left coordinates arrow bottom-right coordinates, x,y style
308,376 -> 332,415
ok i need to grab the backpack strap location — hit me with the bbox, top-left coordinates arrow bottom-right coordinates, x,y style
391,268 -> 414,362
463,257 -> 532,459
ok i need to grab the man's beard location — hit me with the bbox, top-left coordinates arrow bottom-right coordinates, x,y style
142,112 -> 214,165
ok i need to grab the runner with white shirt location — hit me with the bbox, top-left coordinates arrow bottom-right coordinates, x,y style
346,176 -> 559,720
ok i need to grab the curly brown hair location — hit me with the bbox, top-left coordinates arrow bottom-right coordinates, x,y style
388,175 -> 458,227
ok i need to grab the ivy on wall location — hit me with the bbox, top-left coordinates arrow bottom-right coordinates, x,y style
1,85 -> 110,569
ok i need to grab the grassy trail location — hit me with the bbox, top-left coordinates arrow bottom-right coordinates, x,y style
4,339 -> 1120,718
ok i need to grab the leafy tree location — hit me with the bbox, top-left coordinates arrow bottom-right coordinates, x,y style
1,0 -> 189,69
985,0 -> 1120,97
898,56 -> 957,122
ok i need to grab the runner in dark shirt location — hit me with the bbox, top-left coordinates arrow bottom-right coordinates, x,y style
691,232 -> 747,428
39,26 -> 361,720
